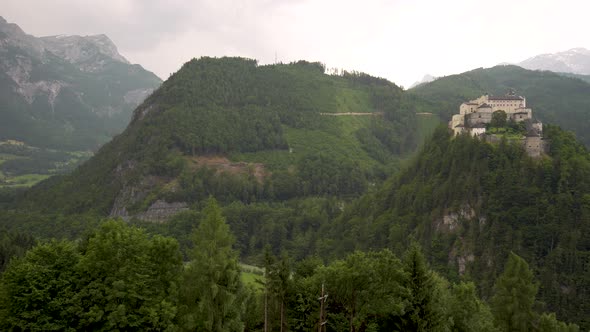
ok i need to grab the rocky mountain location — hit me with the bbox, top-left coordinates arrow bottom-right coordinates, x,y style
0,16 -> 162,150
519,47 -> 590,75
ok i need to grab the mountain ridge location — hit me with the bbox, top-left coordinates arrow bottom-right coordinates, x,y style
0,16 -> 162,151
518,47 -> 590,75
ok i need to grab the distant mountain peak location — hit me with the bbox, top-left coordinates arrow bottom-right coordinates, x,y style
40,33 -> 129,66
0,17 -> 129,68
519,47 -> 590,75
409,74 -> 437,88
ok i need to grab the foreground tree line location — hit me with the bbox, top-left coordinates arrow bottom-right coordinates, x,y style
0,199 -> 578,331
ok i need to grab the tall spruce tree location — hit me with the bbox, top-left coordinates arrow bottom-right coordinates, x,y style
491,252 -> 538,332
179,198 -> 244,331
401,243 -> 447,332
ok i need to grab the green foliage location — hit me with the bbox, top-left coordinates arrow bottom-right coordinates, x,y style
0,220 -> 183,331
0,240 -> 79,331
16,56 -> 420,215
331,124 -> 590,328
178,198 -> 244,331
400,244 -> 448,332
491,252 -> 539,331
75,220 -> 182,330
448,282 -> 497,332
490,110 -> 507,128
538,313 -> 580,332
0,229 -> 35,272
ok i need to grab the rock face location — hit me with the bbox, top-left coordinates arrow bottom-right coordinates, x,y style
0,16 -> 162,150
135,200 -> 189,223
519,48 -> 590,75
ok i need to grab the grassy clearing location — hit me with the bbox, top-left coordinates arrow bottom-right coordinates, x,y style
241,272 -> 264,290
2,174 -> 51,187
240,263 -> 264,291
231,115 -> 378,171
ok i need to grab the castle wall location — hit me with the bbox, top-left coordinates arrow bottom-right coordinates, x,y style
466,112 -> 492,126
460,103 -> 478,115
523,136 -> 545,158
509,110 -> 532,122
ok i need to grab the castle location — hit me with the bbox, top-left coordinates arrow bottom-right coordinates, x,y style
449,91 -> 546,157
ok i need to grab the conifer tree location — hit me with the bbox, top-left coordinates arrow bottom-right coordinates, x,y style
179,198 -> 244,331
491,252 -> 538,332
401,243 -> 447,332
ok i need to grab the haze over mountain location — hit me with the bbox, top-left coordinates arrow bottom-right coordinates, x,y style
409,74 -> 437,88
519,48 -> 590,75
0,16 -> 161,151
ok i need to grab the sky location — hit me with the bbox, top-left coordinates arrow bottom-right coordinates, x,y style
3,0 -> 590,88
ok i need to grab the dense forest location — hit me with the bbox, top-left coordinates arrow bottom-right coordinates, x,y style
327,125 -> 590,328
0,199 -> 579,331
1,57 -> 590,329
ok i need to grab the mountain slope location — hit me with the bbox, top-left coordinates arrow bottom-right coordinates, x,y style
409,65 -> 590,146
17,57 -> 423,217
519,48 -> 590,75
0,16 -> 162,151
331,126 -> 590,328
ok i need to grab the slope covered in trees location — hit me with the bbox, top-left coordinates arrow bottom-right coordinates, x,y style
330,125 -> 590,328
410,65 -> 590,146
14,57 -> 422,216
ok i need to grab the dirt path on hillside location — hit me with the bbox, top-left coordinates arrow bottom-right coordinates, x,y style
320,112 -> 383,116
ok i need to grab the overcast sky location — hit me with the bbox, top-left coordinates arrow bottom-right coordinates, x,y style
3,0 -> 590,87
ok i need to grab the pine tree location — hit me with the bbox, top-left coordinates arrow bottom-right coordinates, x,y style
401,243 -> 447,332
179,198 -> 244,331
491,252 -> 538,332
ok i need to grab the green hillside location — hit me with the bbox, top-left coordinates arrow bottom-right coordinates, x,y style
330,125 -> 590,328
15,57 -> 422,216
410,65 -> 590,146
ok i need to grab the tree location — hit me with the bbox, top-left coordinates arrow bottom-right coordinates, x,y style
179,198 -> 244,331
491,252 -> 538,332
538,313 -> 579,332
318,250 -> 406,332
74,220 -> 182,331
448,282 -> 497,332
0,240 -> 80,331
491,110 -> 507,128
400,243 -> 448,332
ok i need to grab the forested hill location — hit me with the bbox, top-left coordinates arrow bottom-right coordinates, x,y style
330,125 -> 590,328
410,65 -> 590,146
15,57 -> 426,216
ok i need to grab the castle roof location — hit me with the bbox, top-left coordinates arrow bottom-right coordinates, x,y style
489,95 -> 524,101
477,103 -> 492,109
